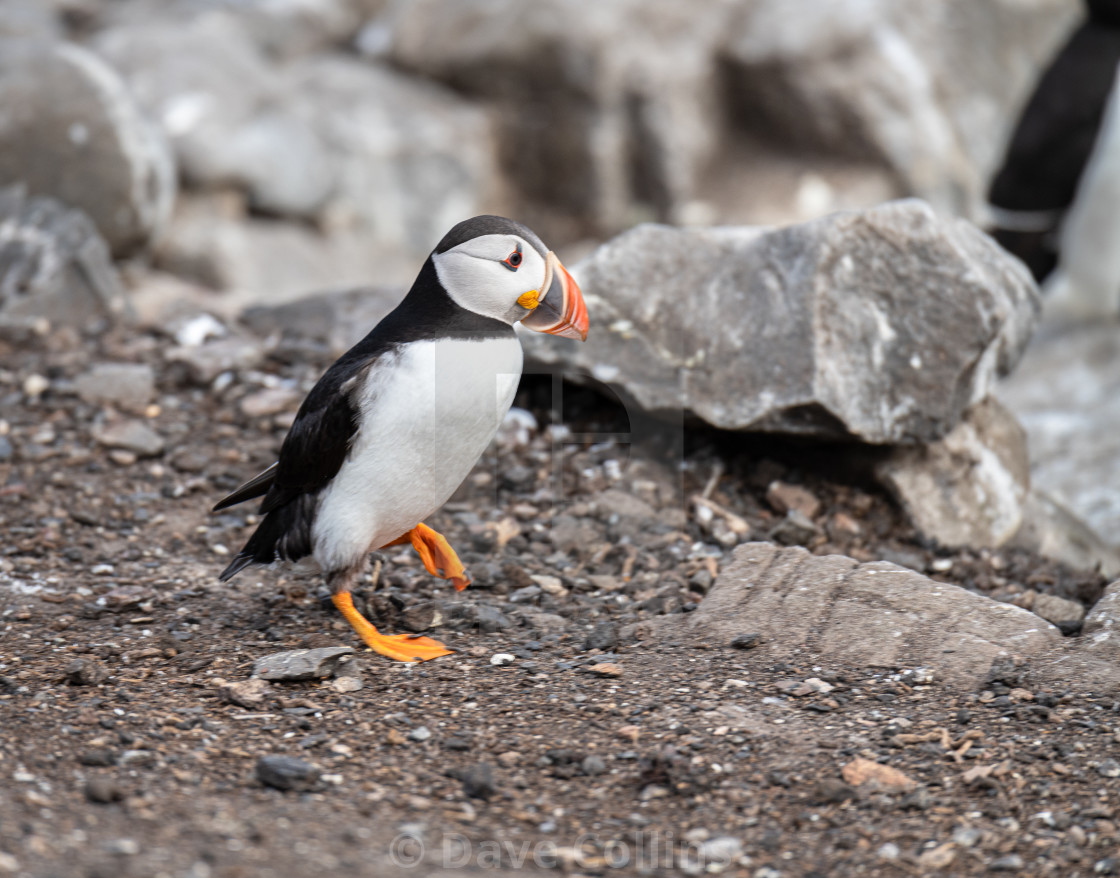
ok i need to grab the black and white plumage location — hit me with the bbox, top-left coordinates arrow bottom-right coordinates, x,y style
989,0 -> 1120,288
213,215 -> 588,660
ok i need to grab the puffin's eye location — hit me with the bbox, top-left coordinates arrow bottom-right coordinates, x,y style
501,243 -> 523,272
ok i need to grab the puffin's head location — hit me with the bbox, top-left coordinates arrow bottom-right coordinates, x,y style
430,215 -> 589,341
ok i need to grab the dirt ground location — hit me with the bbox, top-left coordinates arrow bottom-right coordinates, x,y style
1,324 -> 1117,878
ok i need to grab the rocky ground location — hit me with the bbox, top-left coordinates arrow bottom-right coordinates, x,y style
1,321 -> 1118,878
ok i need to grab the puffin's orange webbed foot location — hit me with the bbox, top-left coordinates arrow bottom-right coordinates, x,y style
331,592 -> 452,662
405,522 -> 472,592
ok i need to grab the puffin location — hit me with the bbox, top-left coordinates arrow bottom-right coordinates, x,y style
213,215 -> 589,661
988,0 -> 1120,284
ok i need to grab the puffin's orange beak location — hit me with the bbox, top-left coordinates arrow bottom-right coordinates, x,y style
520,252 -> 589,341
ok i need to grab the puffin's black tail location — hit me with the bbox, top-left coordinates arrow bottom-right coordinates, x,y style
217,494 -> 317,581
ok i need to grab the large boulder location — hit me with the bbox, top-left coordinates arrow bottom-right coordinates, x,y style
388,0 -> 732,236
95,15 -> 499,255
92,0 -> 386,61
0,42 -> 176,257
153,193 -> 420,306
0,187 -> 129,331
632,542 -> 1062,687
523,200 -> 1040,444
719,0 -> 1077,219
386,0 -> 1074,235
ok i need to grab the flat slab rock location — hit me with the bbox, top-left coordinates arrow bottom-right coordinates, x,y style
635,542 -> 1062,686
252,647 -> 354,681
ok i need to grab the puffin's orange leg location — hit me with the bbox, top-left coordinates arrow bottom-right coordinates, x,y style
404,522 -> 472,591
331,592 -> 452,662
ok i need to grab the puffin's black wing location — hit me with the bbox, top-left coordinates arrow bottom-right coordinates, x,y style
990,21 -> 1120,211
212,462 -> 277,512
216,349 -> 378,581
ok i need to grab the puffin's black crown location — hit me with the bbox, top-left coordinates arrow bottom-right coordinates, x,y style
434,215 -> 547,258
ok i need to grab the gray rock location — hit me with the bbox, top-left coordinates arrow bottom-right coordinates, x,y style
592,489 -> 656,522
399,601 -> 443,633
218,677 -> 272,710
720,1 -> 1076,220
76,363 -> 156,410
388,0 -> 1071,233
548,515 -> 601,555
255,755 -> 320,792
583,621 -> 619,652
1031,593 -> 1086,628
998,321 -> 1120,556
1011,491 -> 1120,580
84,777 -> 124,804
0,187 -> 129,331
94,13 -> 275,200
581,754 -> 607,776
443,602 -> 511,633
1080,581 -> 1120,663
241,286 -> 404,357
91,419 -> 164,457
271,56 -> 498,251
65,659 -> 108,686
164,335 -> 265,385
768,509 -> 819,546
635,542 -> 1062,686
1098,759 -> 1120,779
522,201 -> 1039,443
252,647 -> 355,682
96,0 -> 377,63
388,0 -> 727,234
877,398 -> 1030,549
408,726 -> 432,742
99,15 -> 495,253
0,0 -> 62,41
0,42 -> 175,256
156,194 -> 417,307
457,762 -> 496,800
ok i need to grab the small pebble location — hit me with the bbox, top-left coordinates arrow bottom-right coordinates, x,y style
581,754 -> 607,776
730,633 -> 761,650
84,777 -> 124,804
255,755 -> 320,792
458,763 -> 496,800
408,726 -> 431,742
491,653 -> 515,666
1097,759 -> 1120,778
583,621 -> 619,652
587,663 -> 623,678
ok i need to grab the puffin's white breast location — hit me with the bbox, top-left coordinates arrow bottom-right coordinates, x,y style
312,335 -> 522,571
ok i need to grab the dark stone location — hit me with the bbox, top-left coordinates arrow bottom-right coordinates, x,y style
255,755 -> 320,792
768,509 -> 819,546
65,659 -> 108,686
78,750 -> 118,767
583,621 -> 619,652
581,754 -> 607,776
84,777 -> 123,804
457,763 -> 496,800
730,633 -> 761,650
